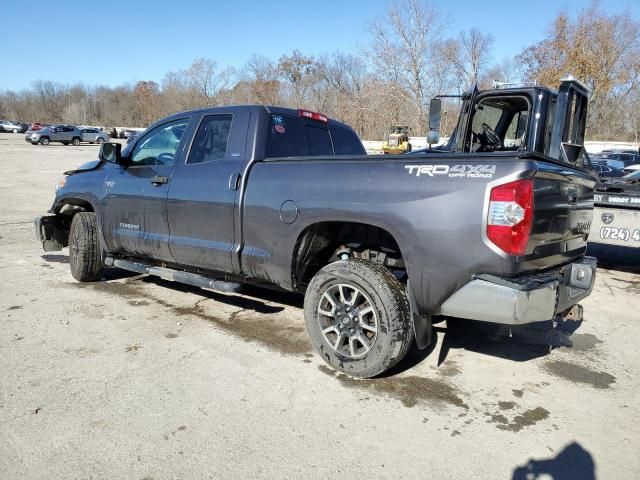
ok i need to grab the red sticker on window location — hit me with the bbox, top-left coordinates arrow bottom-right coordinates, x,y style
274,124 -> 285,134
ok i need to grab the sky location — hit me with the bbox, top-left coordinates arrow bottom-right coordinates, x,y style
1,0 -> 639,92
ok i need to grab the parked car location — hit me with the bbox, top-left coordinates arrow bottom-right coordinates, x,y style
36,76 -> 596,378
80,128 -> 110,144
26,125 -> 83,146
30,122 -> 48,131
591,162 -> 626,178
598,152 -> 640,172
0,120 -> 25,133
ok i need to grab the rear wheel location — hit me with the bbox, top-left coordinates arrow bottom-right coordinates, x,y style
72,137 -> 81,146
39,137 -> 50,145
69,212 -> 104,282
96,137 -> 105,144
304,259 -> 412,378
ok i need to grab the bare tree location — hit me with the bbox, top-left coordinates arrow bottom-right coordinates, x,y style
277,50 -> 317,107
518,2 -> 640,137
368,0 -> 447,131
450,28 -> 494,89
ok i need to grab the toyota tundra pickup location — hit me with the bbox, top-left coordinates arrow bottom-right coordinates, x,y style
35,76 -> 597,378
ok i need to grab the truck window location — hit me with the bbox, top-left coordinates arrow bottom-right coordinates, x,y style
130,118 -> 189,166
188,114 -> 232,164
265,115 -> 333,158
469,96 -> 530,152
330,125 -> 366,155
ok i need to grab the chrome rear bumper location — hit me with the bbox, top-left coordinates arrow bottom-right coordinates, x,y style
440,257 -> 597,325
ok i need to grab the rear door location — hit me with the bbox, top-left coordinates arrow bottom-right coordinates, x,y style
81,128 -> 95,142
101,117 -> 192,261
166,110 -> 248,273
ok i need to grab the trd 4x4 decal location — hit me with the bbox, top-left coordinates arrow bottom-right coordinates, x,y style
405,164 -> 496,178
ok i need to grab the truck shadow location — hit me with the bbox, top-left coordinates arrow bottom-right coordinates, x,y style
512,441 -> 596,480
47,256 -> 589,376
435,318 -> 583,365
137,276 -> 293,315
387,317 -> 584,376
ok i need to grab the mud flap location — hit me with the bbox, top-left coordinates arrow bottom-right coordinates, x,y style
407,280 -> 433,350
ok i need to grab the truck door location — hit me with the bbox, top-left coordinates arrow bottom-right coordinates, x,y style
101,117 -> 191,262
166,111 -> 248,273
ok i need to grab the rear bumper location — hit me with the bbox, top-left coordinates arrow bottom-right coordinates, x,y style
440,256 -> 597,325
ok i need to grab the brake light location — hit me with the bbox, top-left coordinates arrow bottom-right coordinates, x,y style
486,179 -> 534,256
298,109 -> 328,123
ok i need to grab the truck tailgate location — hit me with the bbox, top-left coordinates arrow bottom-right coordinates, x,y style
524,160 -> 596,269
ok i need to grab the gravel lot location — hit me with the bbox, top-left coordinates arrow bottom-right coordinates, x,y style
1,132 -> 639,479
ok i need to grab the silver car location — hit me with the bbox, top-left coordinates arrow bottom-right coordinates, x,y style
25,125 -> 83,146
80,128 -> 110,144
0,120 -> 24,133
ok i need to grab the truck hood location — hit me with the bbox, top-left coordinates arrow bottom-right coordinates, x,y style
64,159 -> 102,176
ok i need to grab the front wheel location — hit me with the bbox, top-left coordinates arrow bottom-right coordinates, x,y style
39,137 -> 50,145
71,137 -> 81,146
12,128 -> 18,133
96,137 -> 104,144
304,259 -> 413,378
69,212 -> 104,282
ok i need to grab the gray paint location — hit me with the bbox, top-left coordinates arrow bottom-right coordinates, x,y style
51,105 -> 596,316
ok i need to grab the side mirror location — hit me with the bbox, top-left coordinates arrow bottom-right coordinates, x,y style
427,130 -> 440,145
99,142 -> 124,165
428,98 -> 442,131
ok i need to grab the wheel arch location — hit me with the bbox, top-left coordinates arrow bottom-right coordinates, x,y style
290,220 -> 406,292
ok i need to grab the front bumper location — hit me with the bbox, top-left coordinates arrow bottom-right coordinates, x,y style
34,215 -> 68,252
440,257 -> 597,325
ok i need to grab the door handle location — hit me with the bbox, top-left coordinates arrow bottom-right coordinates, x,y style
151,175 -> 169,185
229,173 -> 241,191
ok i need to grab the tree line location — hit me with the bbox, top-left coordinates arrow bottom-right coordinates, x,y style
1,1 -> 638,141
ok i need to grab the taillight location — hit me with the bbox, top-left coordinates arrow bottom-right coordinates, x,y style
298,109 -> 328,123
486,179 -> 534,256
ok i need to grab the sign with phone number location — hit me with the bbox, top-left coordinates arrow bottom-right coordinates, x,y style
591,207 -> 640,248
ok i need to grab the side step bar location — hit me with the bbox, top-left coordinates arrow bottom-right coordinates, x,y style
104,257 -> 242,293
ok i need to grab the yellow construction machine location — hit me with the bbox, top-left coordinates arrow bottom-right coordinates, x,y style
382,125 -> 412,154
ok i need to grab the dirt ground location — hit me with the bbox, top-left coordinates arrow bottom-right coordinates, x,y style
1,132 -> 639,479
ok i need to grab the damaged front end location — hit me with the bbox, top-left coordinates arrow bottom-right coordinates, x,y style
34,214 -> 69,252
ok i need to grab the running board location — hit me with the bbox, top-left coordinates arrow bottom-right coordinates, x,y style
104,257 -> 242,293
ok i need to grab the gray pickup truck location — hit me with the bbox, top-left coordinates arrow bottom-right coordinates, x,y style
35,77 -> 597,378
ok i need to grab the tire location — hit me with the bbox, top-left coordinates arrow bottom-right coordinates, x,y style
304,259 -> 413,378
69,212 -> 104,282
72,137 -> 81,146
12,128 -> 18,133
96,137 -> 104,144
39,137 -> 50,145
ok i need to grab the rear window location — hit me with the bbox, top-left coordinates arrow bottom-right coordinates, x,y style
329,125 -> 365,155
265,114 -> 364,158
266,115 -> 333,158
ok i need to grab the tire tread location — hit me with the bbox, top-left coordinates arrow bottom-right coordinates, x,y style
69,212 -> 104,282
